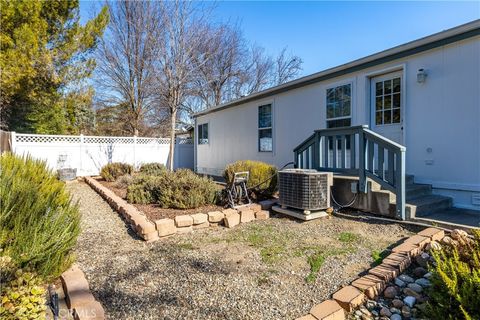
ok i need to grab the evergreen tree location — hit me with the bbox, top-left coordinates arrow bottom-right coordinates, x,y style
0,0 -> 108,133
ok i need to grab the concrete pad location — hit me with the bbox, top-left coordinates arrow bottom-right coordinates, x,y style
272,205 -> 328,221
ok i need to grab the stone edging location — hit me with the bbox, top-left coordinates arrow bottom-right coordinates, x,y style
294,227 -> 445,320
60,264 -> 105,320
84,176 -> 277,242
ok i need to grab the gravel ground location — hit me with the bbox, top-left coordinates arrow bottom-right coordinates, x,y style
69,181 -> 418,320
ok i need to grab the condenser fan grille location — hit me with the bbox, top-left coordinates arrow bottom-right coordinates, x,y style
278,169 -> 331,211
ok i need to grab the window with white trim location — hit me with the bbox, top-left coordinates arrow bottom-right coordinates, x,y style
258,104 -> 272,152
326,84 -> 351,128
197,123 -> 209,145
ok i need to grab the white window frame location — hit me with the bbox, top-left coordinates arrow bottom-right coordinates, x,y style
197,122 -> 209,145
258,103 -> 273,152
325,81 -> 353,128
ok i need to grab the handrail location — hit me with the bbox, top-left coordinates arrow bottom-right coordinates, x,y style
362,128 -> 406,152
293,133 -> 316,152
293,125 -> 406,220
314,125 -> 369,134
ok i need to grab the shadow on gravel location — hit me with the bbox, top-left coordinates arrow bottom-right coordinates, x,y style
149,244 -> 234,276
96,281 -> 234,319
94,255 -> 235,319
125,224 -> 143,241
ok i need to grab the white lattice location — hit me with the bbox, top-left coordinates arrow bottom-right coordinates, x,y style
176,138 -> 193,145
136,137 -> 171,145
15,134 -> 81,144
83,137 -> 135,144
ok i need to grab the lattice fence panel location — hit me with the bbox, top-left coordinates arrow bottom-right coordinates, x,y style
83,137 -> 135,144
177,138 -> 193,145
15,134 -> 81,144
136,137 -> 171,145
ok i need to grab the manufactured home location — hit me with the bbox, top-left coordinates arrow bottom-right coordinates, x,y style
193,20 -> 480,220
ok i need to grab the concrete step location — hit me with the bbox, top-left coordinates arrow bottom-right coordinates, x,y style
378,183 -> 432,202
412,207 -> 480,229
405,194 -> 453,218
406,174 -> 415,185
373,173 -> 415,185
406,184 -> 432,200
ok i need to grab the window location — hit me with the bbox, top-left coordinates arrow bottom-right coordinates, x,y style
375,77 -> 401,125
326,84 -> 351,128
326,84 -> 352,150
197,123 -> 208,145
258,104 -> 272,152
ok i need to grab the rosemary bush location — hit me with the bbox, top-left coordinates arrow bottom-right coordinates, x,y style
127,169 -> 217,209
139,162 -> 167,176
100,162 -> 133,182
0,153 -> 80,279
426,230 -> 480,320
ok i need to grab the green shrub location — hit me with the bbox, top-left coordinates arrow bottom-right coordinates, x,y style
0,153 -> 80,279
126,174 -> 159,204
139,162 -> 166,176
425,230 -> 480,320
157,169 -> 217,209
100,162 -> 133,182
0,256 -> 47,319
114,174 -> 133,189
223,160 -> 278,198
126,169 -> 217,209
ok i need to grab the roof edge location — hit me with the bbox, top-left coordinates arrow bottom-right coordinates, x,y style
194,19 -> 480,118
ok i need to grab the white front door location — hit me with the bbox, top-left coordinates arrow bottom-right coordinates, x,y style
370,72 -> 404,145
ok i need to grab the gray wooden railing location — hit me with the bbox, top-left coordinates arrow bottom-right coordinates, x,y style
293,125 -> 406,220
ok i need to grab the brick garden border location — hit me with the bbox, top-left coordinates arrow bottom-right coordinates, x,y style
60,264 -> 105,320
294,227 -> 445,320
84,176 -> 277,242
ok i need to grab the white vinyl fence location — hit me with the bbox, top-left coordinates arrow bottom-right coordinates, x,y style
11,132 -> 194,176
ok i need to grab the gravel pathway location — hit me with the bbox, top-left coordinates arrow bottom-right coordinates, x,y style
69,181 -> 417,320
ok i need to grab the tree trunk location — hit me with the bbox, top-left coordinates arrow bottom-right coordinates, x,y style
168,109 -> 177,171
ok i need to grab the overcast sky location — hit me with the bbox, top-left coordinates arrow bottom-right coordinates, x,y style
80,1 -> 480,76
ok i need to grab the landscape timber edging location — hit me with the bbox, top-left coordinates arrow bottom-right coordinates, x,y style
60,264 -> 105,320
294,227 -> 445,320
84,176 -> 276,242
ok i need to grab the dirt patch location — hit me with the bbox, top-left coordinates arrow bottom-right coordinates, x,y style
98,179 -> 224,220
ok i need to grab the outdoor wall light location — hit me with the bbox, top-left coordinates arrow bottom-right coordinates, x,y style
417,68 -> 427,83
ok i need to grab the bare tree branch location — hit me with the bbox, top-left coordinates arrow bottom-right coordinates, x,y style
274,47 -> 303,85
95,0 -> 161,135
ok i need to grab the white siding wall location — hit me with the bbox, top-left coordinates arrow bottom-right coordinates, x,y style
196,36 -> 480,209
